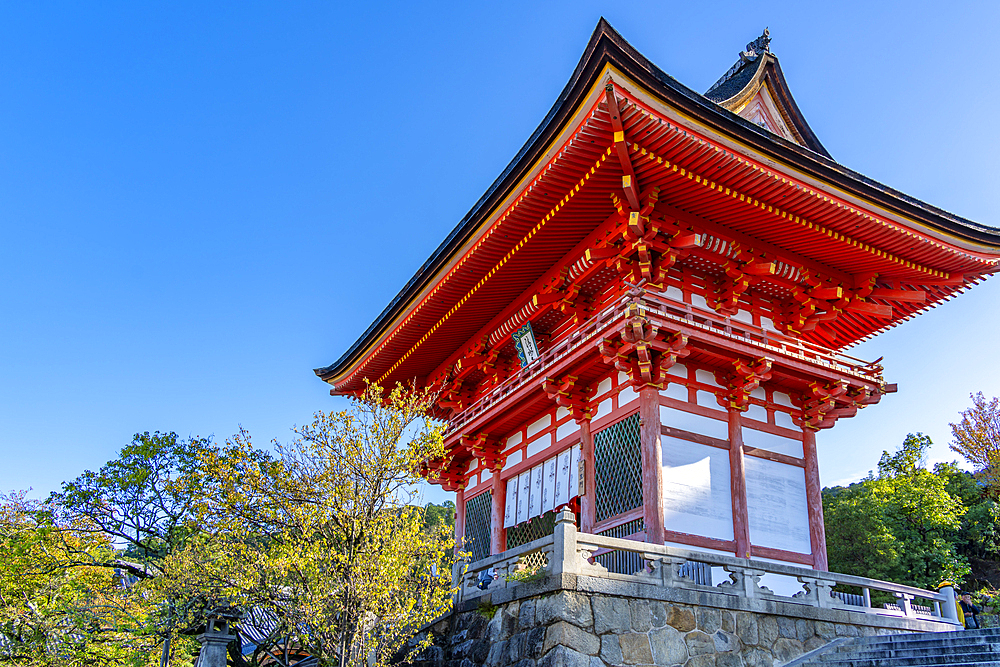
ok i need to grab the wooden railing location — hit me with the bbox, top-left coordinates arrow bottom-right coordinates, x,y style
455,507 -> 960,628
447,293 -> 884,435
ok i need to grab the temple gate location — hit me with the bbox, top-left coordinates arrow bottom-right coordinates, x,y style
317,23 -> 1000,660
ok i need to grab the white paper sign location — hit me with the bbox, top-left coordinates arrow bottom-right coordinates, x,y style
503,476 -> 518,528
555,450 -> 571,507
516,472 -> 532,524
569,445 -> 582,498
529,465 -> 543,518
542,458 -> 557,514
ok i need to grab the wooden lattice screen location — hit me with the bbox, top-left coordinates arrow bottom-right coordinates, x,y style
464,491 -> 492,562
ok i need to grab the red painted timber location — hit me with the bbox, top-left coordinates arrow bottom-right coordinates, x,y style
639,386 -> 665,544
750,545 -> 814,566
580,419 -> 596,533
455,487 -> 466,550
490,472 -> 504,556
729,408 -> 751,559
803,429 -> 829,571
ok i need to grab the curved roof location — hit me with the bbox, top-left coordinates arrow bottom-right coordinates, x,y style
316,18 -> 1000,388
704,35 -> 830,158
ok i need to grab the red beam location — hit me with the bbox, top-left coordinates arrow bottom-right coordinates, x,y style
846,301 -> 893,318
605,85 -> 640,210
870,288 -> 927,303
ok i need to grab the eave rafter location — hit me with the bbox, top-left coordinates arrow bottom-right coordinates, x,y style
330,75 -> 998,398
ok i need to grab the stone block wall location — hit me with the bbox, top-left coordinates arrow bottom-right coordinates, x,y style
409,586 -> 923,667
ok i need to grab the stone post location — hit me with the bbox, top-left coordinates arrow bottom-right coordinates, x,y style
551,506 -> 579,576
938,584 -> 960,624
197,618 -> 236,667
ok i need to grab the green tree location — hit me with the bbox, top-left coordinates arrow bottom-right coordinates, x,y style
168,383 -> 457,667
824,434 -> 969,590
49,432 -> 216,666
0,492 -> 163,666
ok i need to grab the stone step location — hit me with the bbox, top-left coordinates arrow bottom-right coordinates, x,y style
827,638 -> 1000,654
818,661 -> 1000,667
798,629 -> 1000,666
855,628 -> 1000,644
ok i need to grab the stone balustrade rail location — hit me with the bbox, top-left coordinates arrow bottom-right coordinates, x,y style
454,507 -> 960,629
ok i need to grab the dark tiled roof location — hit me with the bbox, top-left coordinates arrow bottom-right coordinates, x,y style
315,18 -> 1000,384
704,56 -> 763,103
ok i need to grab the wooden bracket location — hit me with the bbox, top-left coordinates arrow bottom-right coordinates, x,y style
542,375 -> 593,422
715,357 -> 773,411
605,84 -> 640,210
792,379 -> 849,430
460,433 -> 507,473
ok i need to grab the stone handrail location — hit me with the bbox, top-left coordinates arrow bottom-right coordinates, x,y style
455,508 -> 960,628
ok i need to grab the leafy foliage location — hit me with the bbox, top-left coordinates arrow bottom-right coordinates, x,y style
162,383 -> 457,667
950,392 -> 1000,489
0,492 -> 167,666
824,434 -> 970,590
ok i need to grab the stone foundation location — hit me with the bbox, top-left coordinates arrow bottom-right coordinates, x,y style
409,573 -> 951,667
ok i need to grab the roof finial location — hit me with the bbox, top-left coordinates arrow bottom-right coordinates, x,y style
706,28 -> 772,95
741,28 -> 771,63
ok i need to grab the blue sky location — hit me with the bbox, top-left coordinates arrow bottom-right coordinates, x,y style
1,2 -> 998,502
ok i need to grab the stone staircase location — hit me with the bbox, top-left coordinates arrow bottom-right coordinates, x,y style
796,627 -> 1000,666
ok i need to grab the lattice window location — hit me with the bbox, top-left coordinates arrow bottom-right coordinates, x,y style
594,413 -> 643,523
464,491 -> 492,562
506,509 -> 566,571
505,509 -> 557,550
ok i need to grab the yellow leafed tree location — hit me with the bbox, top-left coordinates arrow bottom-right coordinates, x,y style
166,383 -> 457,667
950,392 -> 1000,489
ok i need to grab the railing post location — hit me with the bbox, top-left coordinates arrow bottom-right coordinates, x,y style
552,506 -> 579,576
863,587 -> 872,609
938,584 -> 960,624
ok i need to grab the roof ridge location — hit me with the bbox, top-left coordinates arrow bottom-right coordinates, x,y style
706,28 -> 772,95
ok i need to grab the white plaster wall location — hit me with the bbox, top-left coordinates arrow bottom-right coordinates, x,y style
742,427 -> 804,458
660,405 -> 729,440
661,436 -> 734,542
745,457 -> 811,555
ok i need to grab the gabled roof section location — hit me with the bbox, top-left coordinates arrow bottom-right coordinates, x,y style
315,18 -> 1000,392
705,29 -> 831,158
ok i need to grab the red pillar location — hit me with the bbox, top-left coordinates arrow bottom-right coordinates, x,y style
490,471 -> 505,555
729,408 -> 751,559
579,419 -> 596,533
454,487 -> 466,551
639,386 -> 665,544
803,429 -> 829,571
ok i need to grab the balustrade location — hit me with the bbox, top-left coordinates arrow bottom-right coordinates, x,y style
454,507 -> 960,628
446,293 -> 883,435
